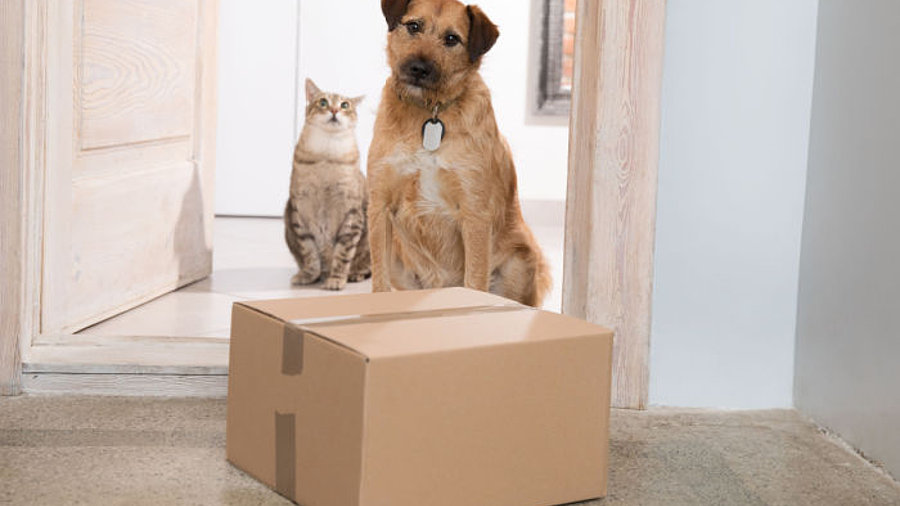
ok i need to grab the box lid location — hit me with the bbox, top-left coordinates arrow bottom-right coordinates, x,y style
236,288 -> 612,361
238,287 -> 515,323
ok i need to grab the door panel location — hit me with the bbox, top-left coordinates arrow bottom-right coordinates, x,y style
41,0 -> 217,334
78,0 -> 197,150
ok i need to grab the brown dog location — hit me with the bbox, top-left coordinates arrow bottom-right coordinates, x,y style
367,0 -> 551,307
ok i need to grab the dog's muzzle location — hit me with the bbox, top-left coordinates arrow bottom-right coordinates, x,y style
400,57 -> 440,88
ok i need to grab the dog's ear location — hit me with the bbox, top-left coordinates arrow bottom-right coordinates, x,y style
305,78 -> 321,103
466,5 -> 499,63
382,0 -> 411,31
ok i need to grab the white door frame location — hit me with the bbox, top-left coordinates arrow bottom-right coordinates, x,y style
0,0 -> 29,396
1,0 -> 48,395
1,0 -> 666,401
562,0 -> 667,409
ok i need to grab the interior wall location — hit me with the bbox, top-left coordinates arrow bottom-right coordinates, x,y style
216,0 -> 569,217
215,0 -> 299,216
649,0 -> 819,408
794,0 -> 900,477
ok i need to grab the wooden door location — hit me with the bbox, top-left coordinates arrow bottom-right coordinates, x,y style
40,0 -> 217,334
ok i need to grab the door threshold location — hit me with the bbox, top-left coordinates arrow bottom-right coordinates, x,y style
21,373 -> 228,397
22,335 -> 228,397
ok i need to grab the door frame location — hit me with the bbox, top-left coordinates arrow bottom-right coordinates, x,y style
562,0 -> 667,409
1,0 -> 28,395
1,0 -> 666,401
1,0 -> 48,395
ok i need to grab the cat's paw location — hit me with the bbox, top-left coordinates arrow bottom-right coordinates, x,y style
291,271 -> 319,285
323,276 -> 348,291
348,271 -> 371,283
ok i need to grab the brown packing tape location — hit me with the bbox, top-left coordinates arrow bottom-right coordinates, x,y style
288,302 -> 528,329
281,324 -> 305,376
274,412 -> 296,500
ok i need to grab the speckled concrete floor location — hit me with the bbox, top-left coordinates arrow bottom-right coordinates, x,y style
1,396 -> 898,505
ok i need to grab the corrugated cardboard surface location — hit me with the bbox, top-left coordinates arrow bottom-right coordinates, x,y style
227,304 -> 367,505
361,335 -> 611,506
226,288 -> 613,506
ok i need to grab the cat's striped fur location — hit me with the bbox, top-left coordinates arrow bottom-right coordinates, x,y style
284,79 -> 370,290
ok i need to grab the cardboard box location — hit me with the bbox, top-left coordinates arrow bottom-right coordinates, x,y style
226,288 -> 613,506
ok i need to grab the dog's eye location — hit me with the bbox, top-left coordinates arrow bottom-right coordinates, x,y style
444,34 -> 461,47
405,21 -> 422,34
318,98 -> 328,108
340,101 -> 350,110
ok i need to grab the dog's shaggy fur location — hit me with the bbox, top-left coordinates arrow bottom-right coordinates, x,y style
367,0 -> 551,307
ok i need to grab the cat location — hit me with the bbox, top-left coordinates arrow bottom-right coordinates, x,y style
284,79 -> 371,290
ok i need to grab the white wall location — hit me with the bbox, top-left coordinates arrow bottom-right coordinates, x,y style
649,0 -> 819,408
216,0 -> 300,216
794,0 -> 900,478
216,0 -> 570,217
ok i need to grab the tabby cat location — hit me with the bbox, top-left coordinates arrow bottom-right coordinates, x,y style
284,79 -> 370,290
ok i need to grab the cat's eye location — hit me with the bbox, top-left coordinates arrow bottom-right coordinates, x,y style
318,98 -> 328,108
444,34 -> 461,47
405,21 -> 422,35
340,101 -> 350,110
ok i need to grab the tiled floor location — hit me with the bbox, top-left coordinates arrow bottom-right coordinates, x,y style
78,211 -> 565,339
1,396 -> 898,505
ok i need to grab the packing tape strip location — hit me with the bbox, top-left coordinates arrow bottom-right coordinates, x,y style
288,302 -> 527,329
281,324 -> 305,376
274,412 -> 296,500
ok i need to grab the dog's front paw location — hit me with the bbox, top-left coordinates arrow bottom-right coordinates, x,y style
323,276 -> 348,291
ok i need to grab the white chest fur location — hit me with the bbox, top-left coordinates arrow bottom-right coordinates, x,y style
387,151 -> 456,214
301,127 -> 357,159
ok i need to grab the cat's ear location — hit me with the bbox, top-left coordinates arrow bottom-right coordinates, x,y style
305,78 -> 322,103
350,96 -> 365,107
382,0 -> 411,31
466,5 -> 499,63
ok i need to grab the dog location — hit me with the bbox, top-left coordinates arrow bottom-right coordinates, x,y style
367,0 -> 551,307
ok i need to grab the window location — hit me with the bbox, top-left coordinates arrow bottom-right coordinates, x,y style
534,0 -> 576,116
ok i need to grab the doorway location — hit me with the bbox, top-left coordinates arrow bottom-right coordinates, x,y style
3,0 -> 667,408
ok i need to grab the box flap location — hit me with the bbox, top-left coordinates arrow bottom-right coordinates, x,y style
236,287 -> 518,323
305,308 -> 611,360
237,288 -> 612,360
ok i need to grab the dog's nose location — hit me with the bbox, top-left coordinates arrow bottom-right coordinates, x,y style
409,61 -> 431,79
403,58 -> 436,82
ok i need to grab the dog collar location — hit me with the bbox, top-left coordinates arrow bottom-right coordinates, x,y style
399,94 -> 457,115
399,94 -> 457,152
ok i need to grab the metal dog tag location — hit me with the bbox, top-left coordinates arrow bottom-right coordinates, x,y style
422,118 -> 444,152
